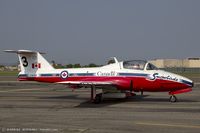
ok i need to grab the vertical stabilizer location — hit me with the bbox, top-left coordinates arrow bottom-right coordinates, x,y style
4,50 -> 54,75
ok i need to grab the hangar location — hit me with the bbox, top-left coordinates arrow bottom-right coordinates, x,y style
150,58 -> 200,68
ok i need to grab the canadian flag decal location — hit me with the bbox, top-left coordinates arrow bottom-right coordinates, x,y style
32,63 -> 41,69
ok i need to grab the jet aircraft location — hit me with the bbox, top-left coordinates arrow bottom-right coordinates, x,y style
4,50 -> 193,103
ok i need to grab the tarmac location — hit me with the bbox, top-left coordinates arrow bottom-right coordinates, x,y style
0,76 -> 199,133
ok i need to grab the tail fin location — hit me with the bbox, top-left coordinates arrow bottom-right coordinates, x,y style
4,50 -> 54,75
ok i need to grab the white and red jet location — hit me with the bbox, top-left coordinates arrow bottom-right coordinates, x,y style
5,50 -> 193,103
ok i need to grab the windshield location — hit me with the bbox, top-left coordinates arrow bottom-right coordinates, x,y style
146,63 -> 158,70
123,60 -> 147,70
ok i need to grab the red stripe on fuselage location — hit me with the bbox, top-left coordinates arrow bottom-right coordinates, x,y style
18,76 -> 190,92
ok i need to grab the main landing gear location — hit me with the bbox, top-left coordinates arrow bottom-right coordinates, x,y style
90,85 -> 102,104
169,95 -> 177,102
94,93 -> 103,104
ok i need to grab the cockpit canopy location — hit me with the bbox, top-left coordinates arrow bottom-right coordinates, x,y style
123,60 -> 158,70
123,60 -> 146,70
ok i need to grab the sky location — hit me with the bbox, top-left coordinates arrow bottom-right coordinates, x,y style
0,0 -> 200,65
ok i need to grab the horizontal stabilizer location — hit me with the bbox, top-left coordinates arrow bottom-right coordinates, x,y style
4,50 -> 45,54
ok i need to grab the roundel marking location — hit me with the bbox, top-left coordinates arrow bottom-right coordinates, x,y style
60,71 -> 69,79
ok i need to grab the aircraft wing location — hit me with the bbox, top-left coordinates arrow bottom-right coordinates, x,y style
56,77 -> 130,90
56,77 -> 125,88
57,81 -> 112,85
57,80 -> 118,93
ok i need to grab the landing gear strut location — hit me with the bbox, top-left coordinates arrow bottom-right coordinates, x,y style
141,90 -> 143,96
90,85 -> 102,104
91,85 -> 96,101
169,95 -> 177,102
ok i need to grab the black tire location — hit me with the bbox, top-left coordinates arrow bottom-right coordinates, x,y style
141,91 -> 143,96
170,95 -> 177,102
94,93 -> 102,104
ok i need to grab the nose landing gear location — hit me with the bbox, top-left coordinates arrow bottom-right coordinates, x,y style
169,95 -> 177,102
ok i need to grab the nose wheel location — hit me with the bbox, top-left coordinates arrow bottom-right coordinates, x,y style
169,95 -> 177,102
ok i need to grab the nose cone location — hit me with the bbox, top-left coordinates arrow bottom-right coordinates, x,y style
182,79 -> 194,87
160,70 -> 194,88
180,77 -> 194,88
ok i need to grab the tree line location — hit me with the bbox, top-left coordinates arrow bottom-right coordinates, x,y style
52,62 -> 100,69
52,59 -> 116,68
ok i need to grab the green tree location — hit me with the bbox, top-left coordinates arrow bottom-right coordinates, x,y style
66,64 -> 73,68
88,63 -> 98,67
74,64 -> 81,68
51,60 -> 56,67
55,64 -> 64,68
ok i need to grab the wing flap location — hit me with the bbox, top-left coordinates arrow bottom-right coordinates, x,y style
57,81 -> 112,85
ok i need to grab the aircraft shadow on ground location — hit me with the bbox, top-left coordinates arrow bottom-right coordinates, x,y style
76,95 -> 164,108
131,95 -> 198,103
39,94 -> 87,101
39,94 -> 198,108
76,94 -> 198,108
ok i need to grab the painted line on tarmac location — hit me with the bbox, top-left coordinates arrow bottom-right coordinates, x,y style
0,80 -> 40,83
136,122 -> 200,129
0,88 -> 48,92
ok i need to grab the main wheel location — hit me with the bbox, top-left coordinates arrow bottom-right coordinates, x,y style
141,91 -> 143,96
94,93 -> 102,104
170,95 -> 177,102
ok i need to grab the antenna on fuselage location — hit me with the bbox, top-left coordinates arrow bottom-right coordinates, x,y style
108,57 -> 119,64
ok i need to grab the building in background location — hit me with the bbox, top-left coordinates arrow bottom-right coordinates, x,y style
149,58 -> 200,73
150,58 -> 200,68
